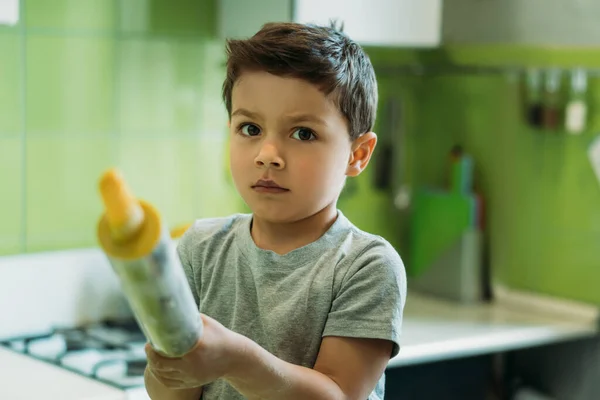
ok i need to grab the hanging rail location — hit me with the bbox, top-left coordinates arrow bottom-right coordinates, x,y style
376,64 -> 600,77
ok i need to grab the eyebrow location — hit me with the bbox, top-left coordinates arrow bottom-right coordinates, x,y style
231,108 -> 260,120
231,108 -> 327,127
286,114 -> 327,127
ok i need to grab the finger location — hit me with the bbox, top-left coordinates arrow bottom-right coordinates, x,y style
144,344 -> 160,365
199,313 -> 212,324
145,342 -> 185,361
148,366 -> 184,380
145,344 -> 178,371
145,342 -> 171,360
152,372 -> 187,389
158,378 -> 192,390
200,313 -> 220,326
148,365 -> 185,380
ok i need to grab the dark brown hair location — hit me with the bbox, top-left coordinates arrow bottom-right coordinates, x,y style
222,22 -> 378,140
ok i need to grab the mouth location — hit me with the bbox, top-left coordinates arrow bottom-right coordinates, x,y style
251,179 -> 289,193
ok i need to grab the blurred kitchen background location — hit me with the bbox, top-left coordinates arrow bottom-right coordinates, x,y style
2,0 -> 600,303
2,1 -> 600,399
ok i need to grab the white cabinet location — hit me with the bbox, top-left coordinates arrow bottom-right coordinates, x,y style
218,0 -> 442,47
0,0 -> 19,25
442,0 -> 600,46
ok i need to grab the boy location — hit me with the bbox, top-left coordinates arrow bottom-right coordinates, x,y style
144,22 -> 406,400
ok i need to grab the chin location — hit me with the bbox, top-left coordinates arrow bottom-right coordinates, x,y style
250,202 -> 335,225
239,187 -> 338,223
250,206 -> 301,224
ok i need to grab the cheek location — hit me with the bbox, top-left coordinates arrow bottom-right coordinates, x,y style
294,149 -> 346,186
229,143 -> 248,171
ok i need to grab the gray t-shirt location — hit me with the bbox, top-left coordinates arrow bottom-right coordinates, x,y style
177,210 -> 406,400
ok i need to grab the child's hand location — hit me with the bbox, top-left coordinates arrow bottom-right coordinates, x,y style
144,314 -> 245,390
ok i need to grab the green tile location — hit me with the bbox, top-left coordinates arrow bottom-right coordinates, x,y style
25,136 -> 115,252
115,137 -> 196,227
389,46 -> 600,304
25,0 -> 116,32
115,136 -> 240,228
0,33 -> 21,135
119,0 -> 215,36
26,36 -> 115,135
0,137 -> 23,254
194,136 -> 243,215
117,38 -> 206,135
198,39 -> 228,133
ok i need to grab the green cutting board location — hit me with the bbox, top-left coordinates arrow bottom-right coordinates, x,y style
409,188 -> 476,277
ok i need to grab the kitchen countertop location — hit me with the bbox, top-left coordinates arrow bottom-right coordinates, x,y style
0,346 -> 126,400
1,289 -> 597,398
389,289 -> 599,368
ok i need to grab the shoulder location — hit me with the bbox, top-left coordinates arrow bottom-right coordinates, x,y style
344,220 -> 404,268
185,213 -> 248,239
177,213 -> 250,257
339,219 -> 407,291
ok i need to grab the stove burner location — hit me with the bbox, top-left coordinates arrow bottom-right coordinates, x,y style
0,319 -> 148,390
61,329 -> 118,352
22,333 -> 54,353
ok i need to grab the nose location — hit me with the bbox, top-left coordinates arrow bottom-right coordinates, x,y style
254,141 -> 285,170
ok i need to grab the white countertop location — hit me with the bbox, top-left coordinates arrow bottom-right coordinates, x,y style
1,287 -> 597,398
389,289 -> 599,368
0,346 -> 126,400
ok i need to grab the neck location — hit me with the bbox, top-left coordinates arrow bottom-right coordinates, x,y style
251,203 -> 338,255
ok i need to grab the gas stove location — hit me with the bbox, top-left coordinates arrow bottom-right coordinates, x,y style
0,319 -> 149,394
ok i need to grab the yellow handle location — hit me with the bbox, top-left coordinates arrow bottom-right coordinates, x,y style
170,223 -> 192,239
99,168 -> 144,242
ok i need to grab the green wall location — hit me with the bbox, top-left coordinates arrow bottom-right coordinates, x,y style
0,0 -> 242,254
1,2 -> 598,304
365,46 -> 600,304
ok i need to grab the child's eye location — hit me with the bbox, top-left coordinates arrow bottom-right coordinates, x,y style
291,127 -> 316,141
239,123 -> 261,136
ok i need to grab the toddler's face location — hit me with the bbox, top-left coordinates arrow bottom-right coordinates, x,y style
229,71 -> 353,223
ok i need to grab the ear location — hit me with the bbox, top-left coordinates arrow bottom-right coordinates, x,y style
346,132 -> 377,177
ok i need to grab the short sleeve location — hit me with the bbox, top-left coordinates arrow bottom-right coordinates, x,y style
323,241 -> 407,358
176,226 -> 200,307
